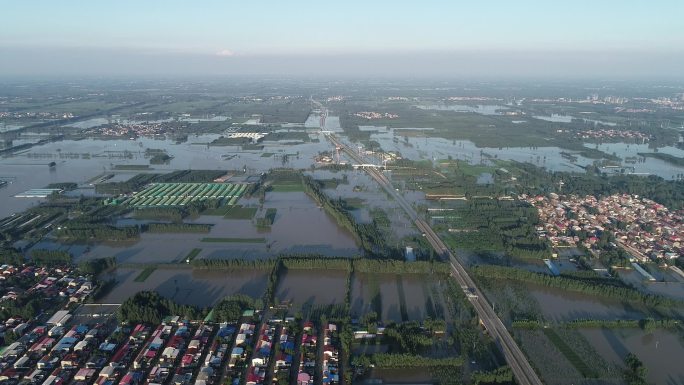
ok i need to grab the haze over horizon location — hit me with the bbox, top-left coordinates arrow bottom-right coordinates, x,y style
2,0 -> 683,79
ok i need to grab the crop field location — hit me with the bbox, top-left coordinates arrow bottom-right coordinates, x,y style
275,269 -> 348,311
124,182 -> 248,207
100,267 -> 269,307
352,273 -> 446,322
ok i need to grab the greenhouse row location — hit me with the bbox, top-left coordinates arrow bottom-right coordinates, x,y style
124,183 -> 248,207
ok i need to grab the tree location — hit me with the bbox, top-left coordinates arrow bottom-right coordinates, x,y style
624,353 -> 647,385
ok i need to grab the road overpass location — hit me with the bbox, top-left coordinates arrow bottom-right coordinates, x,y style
325,132 -> 544,385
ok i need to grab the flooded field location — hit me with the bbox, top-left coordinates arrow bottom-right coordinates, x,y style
618,268 -> 684,301
580,328 -> 684,385
365,129 -> 684,179
275,269 -> 347,309
361,368 -> 433,384
69,191 -> 359,263
0,133 -> 333,218
351,273 -> 445,322
100,267 -> 268,307
528,283 -> 650,322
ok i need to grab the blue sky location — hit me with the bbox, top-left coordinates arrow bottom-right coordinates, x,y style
1,0 -> 683,77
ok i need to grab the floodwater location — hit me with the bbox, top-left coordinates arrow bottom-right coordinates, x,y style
100,267 -> 268,307
351,273 -> 443,322
363,368 -> 432,384
618,269 -> 684,301
72,191 -> 359,263
365,128 -> 684,178
0,132 -> 332,218
532,114 -> 617,126
527,283 -> 650,322
580,328 -> 684,385
311,169 -> 419,240
417,104 -> 510,115
588,142 -> 684,179
275,269 -> 347,308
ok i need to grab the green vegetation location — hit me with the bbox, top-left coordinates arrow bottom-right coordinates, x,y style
0,248 -> 25,265
471,367 -> 514,385
512,318 -> 680,331
113,164 -> 150,170
149,153 -> 172,164
183,248 -> 202,263
624,353 -> 648,385
134,267 -> 156,282
256,208 -> 277,228
133,207 -> 186,222
223,205 -> 258,219
118,291 -> 205,324
472,265 -> 680,308
78,256 -> 116,275
145,223 -> 211,233
368,353 -> 463,368
125,182 -> 246,207
45,182 -> 78,190
190,258 -> 277,270
543,328 -> 597,378
54,222 -> 139,241
354,259 -> 449,274
200,237 -> 266,243
212,294 -> 261,322
96,170 -> 227,194
438,199 -> 549,258
511,162 -> 684,209
30,249 -> 71,266
303,174 -> 397,258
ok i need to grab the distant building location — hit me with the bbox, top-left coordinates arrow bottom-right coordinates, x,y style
405,246 -> 416,262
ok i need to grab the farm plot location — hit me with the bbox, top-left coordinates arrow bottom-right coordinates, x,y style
124,182 -> 248,207
275,269 -> 348,312
99,267 -> 268,307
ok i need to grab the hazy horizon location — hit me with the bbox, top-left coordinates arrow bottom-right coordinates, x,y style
2,0 -> 683,79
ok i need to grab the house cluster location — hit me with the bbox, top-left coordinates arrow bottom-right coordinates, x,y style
445,96 -> 503,102
296,322 -> 317,385
226,132 -> 267,143
0,316 -> 113,384
353,111 -> 399,120
246,322 -> 277,385
321,323 -> 340,385
273,324 -> 295,383
1,265 -> 95,328
0,311 -> 253,385
575,129 -> 650,141
84,122 -> 166,138
0,112 -> 74,120
526,193 -> 683,262
228,321 -> 256,385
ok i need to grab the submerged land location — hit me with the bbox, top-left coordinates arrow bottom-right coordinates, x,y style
1,79 -> 684,385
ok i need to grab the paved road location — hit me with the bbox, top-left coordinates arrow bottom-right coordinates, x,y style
325,133 -> 544,385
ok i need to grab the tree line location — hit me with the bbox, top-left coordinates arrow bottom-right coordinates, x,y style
54,222 -> 139,241
472,265 -> 680,308
31,249 -> 72,266
145,223 -> 211,233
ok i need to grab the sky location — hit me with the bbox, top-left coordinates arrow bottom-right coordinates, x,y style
1,0 -> 683,78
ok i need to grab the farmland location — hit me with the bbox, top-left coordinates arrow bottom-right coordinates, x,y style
124,182 -> 248,207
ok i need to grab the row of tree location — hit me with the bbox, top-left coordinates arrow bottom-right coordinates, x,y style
54,223 -> 139,241
472,265 -> 680,308
145,223 -> 211,233
31,249 -> 72,266
302,175 -> 398,258
512,318 -> 680,331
